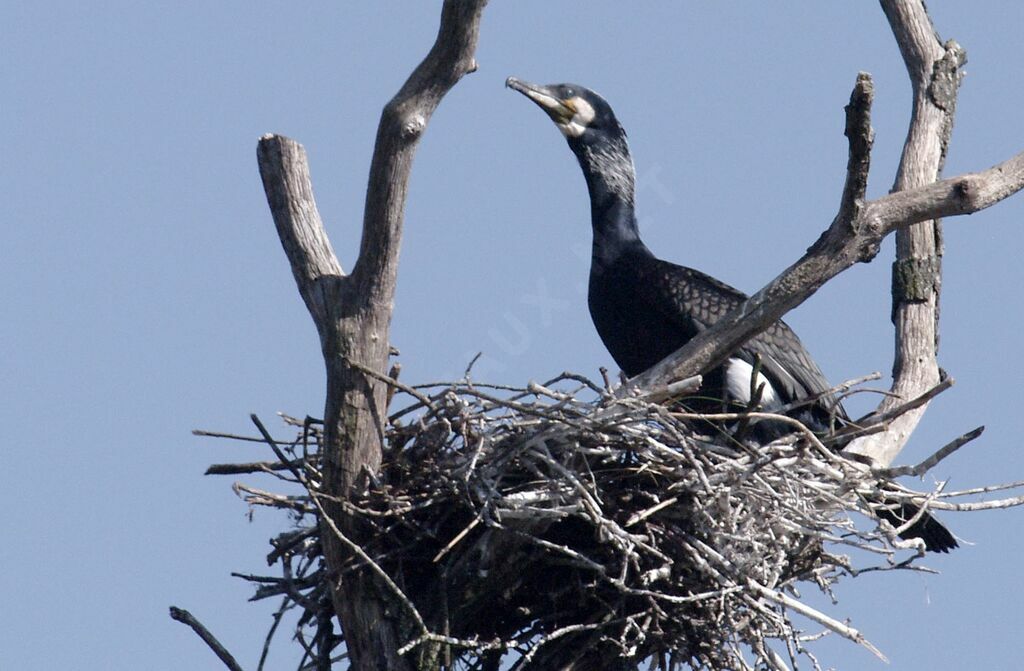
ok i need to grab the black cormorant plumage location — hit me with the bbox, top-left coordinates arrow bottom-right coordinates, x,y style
507,77 -> 957,553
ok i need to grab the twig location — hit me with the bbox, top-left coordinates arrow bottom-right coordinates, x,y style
193,429 -> 273,443
258,597 -> 291,671
206,461 -> 299,476
234,483 -> 311,513
251,414 -> 306,484
851,376 -> 954,429
927,496 -> 1024,512
746,582 -> 887,663
636,375 -> 703,403
875,425 -> 984,478
345,356 -> 437,412
308,492 -> 431,641
432,515 -> 481,563
625,496 -> 680,528
169,606 -> 245,671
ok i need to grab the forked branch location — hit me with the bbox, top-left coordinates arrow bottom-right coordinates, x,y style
256,2 -> 489,670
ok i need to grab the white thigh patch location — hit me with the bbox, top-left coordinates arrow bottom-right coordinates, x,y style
725,358 -> 781,410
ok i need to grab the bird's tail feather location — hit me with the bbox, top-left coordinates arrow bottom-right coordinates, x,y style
876,501 -> 958,553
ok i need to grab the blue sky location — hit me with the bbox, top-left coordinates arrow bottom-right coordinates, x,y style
4,2 -> 1023,669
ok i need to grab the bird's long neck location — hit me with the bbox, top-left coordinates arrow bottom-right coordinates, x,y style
572,133 -> 645,268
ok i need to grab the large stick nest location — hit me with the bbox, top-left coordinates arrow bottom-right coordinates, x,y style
205,371 -> 1019,671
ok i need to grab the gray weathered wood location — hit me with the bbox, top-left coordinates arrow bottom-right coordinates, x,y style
257,2 -> 488,669
257,136 -> 343,333
846,0 -> 964,466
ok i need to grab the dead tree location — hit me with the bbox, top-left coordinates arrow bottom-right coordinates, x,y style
227,1 -> 1024,669
257,2 -> 488,669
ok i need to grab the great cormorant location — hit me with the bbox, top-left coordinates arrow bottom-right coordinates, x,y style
507,77 -> 957,553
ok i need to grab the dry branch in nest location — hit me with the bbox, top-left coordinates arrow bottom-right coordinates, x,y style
200,371 -> 1024,671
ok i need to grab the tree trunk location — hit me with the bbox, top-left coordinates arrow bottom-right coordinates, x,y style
257,3 -> 488,668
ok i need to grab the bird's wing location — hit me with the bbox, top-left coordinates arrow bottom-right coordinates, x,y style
744,322 -> 843,413
637,258 -> 844,414
635,258 -> 746,332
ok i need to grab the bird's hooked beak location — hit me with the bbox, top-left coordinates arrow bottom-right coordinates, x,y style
506,77 -> 576,125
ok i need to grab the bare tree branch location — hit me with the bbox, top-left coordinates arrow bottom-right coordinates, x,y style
865,154 -> 1024,228
353,0 -> 487,302
205,460 -> 295,476
628,5 -> 1021,472
257,2 -> 489,669
836,72 -> 875,227
169,607 -> 245,671
257,136 -> 343,332
875,425 -> 984,478
628,143 -> 1024,395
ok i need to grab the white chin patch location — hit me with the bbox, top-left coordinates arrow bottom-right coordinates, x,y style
557,96 -> 596,138
725,358 -> 781,411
